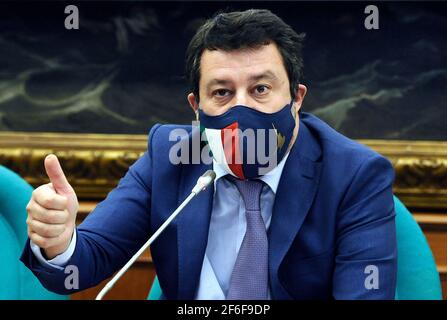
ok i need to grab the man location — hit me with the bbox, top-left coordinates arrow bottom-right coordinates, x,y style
21,9 -> 397,299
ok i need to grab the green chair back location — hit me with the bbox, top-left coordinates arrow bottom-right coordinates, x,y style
0,165 -> 69,300
147,275 -> 163,300
394,196 -> 442,299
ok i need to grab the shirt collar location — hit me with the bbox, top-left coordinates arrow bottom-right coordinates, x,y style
212,152 -> 290,194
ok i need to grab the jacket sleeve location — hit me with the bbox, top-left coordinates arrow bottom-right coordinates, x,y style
19,124 -> 161,295
332,154 -> 397,300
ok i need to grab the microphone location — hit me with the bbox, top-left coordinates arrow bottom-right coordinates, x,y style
95,170 -> 216,300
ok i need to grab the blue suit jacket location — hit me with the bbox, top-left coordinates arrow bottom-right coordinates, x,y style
20,112 -> 397,299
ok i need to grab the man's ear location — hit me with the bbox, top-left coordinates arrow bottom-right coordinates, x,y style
293,84 -> 307,113
187,93 -> 199,112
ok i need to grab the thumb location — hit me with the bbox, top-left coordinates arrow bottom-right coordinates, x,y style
44,154 -> 73,196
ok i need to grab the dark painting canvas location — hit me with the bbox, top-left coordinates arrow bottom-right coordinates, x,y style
0,1 -> 446,140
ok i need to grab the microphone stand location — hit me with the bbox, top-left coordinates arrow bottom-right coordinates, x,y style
95,170 -> 216,300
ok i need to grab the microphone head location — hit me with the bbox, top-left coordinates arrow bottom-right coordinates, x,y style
202,170 -> 216,182
192,170 -> 216,194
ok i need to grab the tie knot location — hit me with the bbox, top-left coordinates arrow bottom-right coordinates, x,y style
226,175 -> 264,211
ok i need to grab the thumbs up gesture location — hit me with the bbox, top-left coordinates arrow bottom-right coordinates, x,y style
26,154 -> 79,259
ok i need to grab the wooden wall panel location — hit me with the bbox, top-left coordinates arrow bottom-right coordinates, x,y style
441,271 -> 447,300
71,260 -> 156,300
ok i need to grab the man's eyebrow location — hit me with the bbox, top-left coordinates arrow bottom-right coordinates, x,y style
206,79 -> 232,89
205,71 -> 280,90
248,70 -> 280,82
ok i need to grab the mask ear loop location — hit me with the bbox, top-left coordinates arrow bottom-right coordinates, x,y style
195,103 -> 204,121
289,98 -> 297,120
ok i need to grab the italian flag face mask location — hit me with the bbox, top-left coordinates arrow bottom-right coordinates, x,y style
198,100 -> 295,179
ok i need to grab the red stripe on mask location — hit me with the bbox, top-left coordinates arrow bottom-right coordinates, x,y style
221,122 -> 245,179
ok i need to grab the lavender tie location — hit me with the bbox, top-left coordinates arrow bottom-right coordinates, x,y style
226,175 -> 268,300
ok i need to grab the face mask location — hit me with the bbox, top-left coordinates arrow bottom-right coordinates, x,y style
198,100 -> 296,179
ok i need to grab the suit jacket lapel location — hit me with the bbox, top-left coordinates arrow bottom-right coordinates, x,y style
176,127 -> 214,299
268,120 -> 322,299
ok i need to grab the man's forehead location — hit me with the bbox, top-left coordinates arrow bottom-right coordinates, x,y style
201,43 -> 283,65
200,43 -> 286,82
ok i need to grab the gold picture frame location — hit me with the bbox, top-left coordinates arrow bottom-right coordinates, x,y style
1,131 -> 447,210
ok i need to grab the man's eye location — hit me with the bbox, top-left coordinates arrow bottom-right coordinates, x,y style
214,89 -> 231,97
254,85 -> 270,95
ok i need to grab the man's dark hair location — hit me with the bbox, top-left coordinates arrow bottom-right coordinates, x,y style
185,9 -> 305,103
